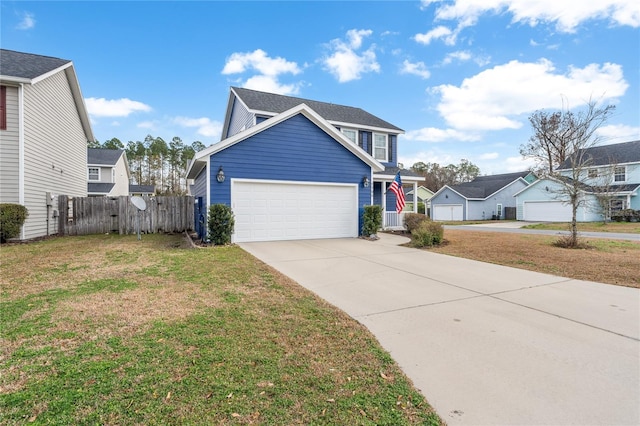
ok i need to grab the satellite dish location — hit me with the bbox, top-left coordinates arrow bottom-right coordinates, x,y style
131,196 -> 147,211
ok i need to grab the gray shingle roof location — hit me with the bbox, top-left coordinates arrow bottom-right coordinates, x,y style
232,87 -> 403,132
129,185 -> 156,194
449,171 -> 530,199
558,140 -> 640,169
1,49 -> 71,80
88,182 -> 115,194
88,148 -> 124,165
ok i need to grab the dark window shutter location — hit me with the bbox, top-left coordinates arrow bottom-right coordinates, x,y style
0,86 -> 6,130
358,131 -> 364,149
365,132 -> 372,155
388,135 -> 394,164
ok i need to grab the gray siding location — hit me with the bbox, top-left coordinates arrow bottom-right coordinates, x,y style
466,180 -> 528,220
226,99 -> 254,138
22,69 -> 88,239
0,85 -> 20,203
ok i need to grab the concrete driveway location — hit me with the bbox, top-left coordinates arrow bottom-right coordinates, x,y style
239,234 -> 640,425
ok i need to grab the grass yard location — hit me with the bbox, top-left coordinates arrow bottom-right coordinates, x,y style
0,234 -> 442,425
521,221 -> 640,233
428,230 -> 640,288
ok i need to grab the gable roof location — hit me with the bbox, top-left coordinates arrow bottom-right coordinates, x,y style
557,140 -> 640,169
88,148 -> 125,166
1,49 -> 70,81
0,49 -> 94,142
187,103 -> 385,179
435,171 -> 531,200
228,87 -> 403,134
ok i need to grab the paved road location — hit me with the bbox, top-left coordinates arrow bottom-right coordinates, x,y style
445,222 -> 640,241
239,234 -> 640,425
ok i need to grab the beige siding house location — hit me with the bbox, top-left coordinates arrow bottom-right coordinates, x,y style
87,148 -> 131,196
0,49 -> 94,240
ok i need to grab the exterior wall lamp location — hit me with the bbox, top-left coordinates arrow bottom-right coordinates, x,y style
216,166 -> 225,183
362,176 -> 370,187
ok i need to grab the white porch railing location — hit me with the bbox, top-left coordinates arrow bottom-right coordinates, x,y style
384,211 -> 406,230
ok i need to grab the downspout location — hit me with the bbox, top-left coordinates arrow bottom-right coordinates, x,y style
18,83 -> 25,239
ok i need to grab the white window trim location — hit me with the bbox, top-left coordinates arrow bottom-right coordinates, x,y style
614,166 -> 626,182
88,167 -> 100,181
340,128 -> 358,145
373,133 -> 388,162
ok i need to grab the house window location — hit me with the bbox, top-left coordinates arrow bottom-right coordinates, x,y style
341,128 -> 357,144
614,166 -> 626,182
0,86 -> 6,130
88,167 -> 100,181
373,133 -> 388,161
610,199 -> 626,213
588,169 -> 598,178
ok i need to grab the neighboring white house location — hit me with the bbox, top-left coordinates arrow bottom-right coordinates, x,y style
0,49 -> 94,239
515,140 -> 640,222
87,148 -> 131,197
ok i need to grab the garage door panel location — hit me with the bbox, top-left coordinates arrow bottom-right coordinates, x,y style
524,201 -> 572,222
232,180 -> 358,242
433,204 -> 463,221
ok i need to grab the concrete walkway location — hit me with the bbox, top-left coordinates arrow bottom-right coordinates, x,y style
239,234 -> 640,425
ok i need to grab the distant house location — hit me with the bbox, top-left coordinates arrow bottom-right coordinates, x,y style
430,171 -> 534,221
129,184 -> 156,197
404,185 -> 434,213
187,87 -> 422,242
0,49 -> 94,239
87,148 -> 131,197
515,140 -> 640,222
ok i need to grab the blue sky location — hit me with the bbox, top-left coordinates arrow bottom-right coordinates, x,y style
2,0 -> 638,174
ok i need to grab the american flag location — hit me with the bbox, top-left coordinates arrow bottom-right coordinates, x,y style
388,172 -> 406,214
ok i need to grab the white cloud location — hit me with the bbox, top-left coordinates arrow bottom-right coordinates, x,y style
221,49 -> 302,95
403,127 -> 480,142
323,29 -> 380,83
504,156 -> 536,173
423,0 -> 639,33
479,152 -> 499,160
85,97 -> 152,117
432,59 -> 628,132
16,11 -> 35,30
596,124 -> 640,144
137,121 -> 156,130
400,60 -> 431,79
414,25 -> 457,46
173,116 -> 223,138
222,49 -> 300,77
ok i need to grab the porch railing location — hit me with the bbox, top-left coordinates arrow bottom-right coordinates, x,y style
384,211 -> 406,230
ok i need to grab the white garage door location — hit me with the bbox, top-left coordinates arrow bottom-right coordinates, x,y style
524,201 -> 572,222
232,180 -> 358,242
433,204 -> 463,221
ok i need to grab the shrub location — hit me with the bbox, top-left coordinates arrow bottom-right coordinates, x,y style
404,213 -> 428,233
411,220 -> 444,248
0,203 -> 29,243
361,205 -> 383,237
417,202 -> 425,215
207,204 -> 235,245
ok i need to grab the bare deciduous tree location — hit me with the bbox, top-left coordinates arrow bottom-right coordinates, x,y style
520,98 -> 615,247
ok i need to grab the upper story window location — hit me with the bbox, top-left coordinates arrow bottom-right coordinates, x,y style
88,167 -> 100,181
373,133 -> 388,162
0,86 -> 6,131
341,128 -> 358,144
614,166 -> 626,182
588,168 -> 598,179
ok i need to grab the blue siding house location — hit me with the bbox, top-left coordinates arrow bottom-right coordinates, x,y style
187,88 -> 422,242
514,140 -> 640,222
430,171 -> 533,221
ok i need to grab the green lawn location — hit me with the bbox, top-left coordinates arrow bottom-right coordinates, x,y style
0,234 -> 441,425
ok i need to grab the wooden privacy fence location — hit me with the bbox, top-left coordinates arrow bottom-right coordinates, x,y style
58,195 -> 194,236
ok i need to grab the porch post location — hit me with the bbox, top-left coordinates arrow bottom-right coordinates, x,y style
413,181 -> 418,213
382,181 -> 387,228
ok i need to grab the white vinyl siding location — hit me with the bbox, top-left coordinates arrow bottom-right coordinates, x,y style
373,133 -> 388,162
22,69 -> 88,239
0,85 -> 20,203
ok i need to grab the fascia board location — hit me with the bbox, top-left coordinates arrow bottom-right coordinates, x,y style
373,173 -> 423,182
329,120 -> 405,135
191,103 -> 385,172
0,76 -> 31,84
